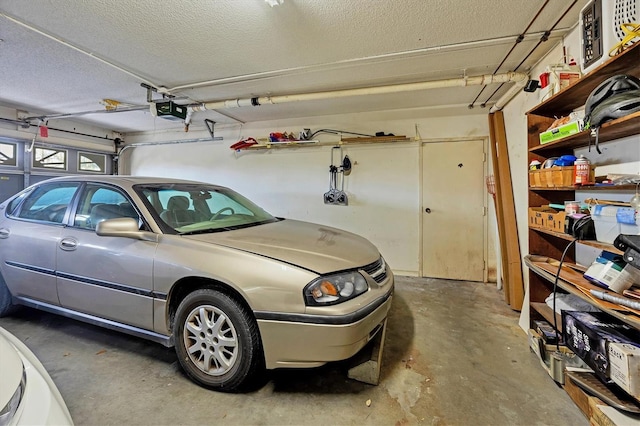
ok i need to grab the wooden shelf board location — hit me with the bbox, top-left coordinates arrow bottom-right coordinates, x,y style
237,136 -> 413,151
530,227 -> 574,241
529,112 -> 640,154
530,302 -> 563,331
240,140 -> 318,150
527,43 -> 640,117
525,255 -> 640,329
340,135 -> 410,143
578,240 -> 624,255
530,184 -> 637,191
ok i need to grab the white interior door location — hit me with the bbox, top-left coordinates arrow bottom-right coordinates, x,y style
422,140 -> 486,281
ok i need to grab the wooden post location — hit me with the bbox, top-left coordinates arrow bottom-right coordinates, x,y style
488,111 -> 524,310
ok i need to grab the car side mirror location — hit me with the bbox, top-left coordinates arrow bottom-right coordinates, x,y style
95,218 -> 158,242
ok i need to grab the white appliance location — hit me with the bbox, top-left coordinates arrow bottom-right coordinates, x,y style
579,0 -> 640,75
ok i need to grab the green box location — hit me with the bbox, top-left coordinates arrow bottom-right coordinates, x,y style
539,121 -> 581,144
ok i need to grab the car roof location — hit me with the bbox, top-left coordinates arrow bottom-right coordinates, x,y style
35,175 -> 216,187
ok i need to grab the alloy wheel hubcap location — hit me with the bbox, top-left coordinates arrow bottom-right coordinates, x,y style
183,304 -> 238,376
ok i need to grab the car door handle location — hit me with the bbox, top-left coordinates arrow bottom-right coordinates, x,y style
0,228 -> 9,239
60,238 -> 78,251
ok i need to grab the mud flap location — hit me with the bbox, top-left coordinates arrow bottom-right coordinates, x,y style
347,319 -> 387,385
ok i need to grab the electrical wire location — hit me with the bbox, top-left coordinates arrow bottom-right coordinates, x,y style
608,23 -> 640,57
552,238 -> 577,351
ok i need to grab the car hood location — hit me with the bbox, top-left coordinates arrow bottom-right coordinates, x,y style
0,328 -> 23,411
183,219 -> 380,274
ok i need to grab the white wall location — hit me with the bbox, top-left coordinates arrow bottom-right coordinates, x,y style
124,111 -> 494,277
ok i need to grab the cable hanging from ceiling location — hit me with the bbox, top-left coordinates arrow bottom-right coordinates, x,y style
474,0 -> 579,108
468,0 -> 550,109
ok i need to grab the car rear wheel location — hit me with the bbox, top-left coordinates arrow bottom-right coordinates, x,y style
174,289 -> 264,391
0,274 -> 15,317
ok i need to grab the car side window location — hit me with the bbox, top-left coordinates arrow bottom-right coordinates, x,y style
6,189 -> 33,216
74,185 -> 140,230
15,183 -> 79,224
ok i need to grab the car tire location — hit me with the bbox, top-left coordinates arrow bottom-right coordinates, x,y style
174,289 -> 264,391
0,274 -> 15,317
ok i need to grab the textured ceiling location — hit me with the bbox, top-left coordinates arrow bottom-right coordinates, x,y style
0,0 -> 589,134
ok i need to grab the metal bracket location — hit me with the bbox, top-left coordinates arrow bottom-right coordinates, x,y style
204,119 -> 223,141
347,319 -> 387,385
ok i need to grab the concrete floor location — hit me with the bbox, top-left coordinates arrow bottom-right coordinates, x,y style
0,276 -> 587,425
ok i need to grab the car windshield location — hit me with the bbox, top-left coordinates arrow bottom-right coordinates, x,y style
135,183 -> 278,234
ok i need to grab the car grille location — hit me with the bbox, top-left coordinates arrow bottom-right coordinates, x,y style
361,257 -> 388,284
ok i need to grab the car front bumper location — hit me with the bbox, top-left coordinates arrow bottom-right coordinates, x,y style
256,285 -> 393,369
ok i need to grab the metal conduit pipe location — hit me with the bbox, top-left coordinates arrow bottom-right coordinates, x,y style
489,78 -> 528,113
167,32 -> 559,93
190,72 -> 528,112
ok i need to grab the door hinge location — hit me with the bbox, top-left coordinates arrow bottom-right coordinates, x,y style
483,206 -> 487,216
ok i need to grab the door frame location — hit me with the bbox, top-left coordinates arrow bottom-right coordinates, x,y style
419,137 -> 489,282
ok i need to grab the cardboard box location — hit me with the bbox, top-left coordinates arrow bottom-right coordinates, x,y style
539,121 -> 582,144
562,311 -> 640,382
608,342 -> 640,401
529,206 -> 555,229
545,210 -> 567,233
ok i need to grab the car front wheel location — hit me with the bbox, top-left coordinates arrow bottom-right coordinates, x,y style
174,289 -> 264,391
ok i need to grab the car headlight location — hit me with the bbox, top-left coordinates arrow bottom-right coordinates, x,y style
304,271 -> 369,306
0,367 -> 26,426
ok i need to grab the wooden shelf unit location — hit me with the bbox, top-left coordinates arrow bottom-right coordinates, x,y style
525,42 -> 640,331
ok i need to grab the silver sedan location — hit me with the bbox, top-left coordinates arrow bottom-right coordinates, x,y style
0,176 -> 393,391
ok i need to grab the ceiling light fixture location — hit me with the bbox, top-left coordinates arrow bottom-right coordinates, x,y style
265,0 -> 284,6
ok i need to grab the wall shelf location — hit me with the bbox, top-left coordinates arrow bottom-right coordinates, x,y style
527,43 -> 640,118
525,255 -> 640,330
529,227 -> 624,254
525,43 -> 640,415
234,135 -> 413,151
529,112 -> 640,155
530,184 -> 637,191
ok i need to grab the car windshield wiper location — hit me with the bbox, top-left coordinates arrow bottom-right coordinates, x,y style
180,218 -> 280,235
180,228 -> 231,235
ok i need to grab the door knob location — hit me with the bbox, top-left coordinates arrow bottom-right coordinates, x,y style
425,208 -> 431,214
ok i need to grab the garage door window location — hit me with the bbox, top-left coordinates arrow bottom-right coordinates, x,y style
0,143 -> 17,167
33,148 -> 67,170
78,152 -> 107,173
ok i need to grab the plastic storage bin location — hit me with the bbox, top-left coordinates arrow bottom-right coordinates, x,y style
617,207 -> 639,236
590,205 -> 621,244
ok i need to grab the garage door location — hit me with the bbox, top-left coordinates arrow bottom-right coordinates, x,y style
0,139 -> 113,202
